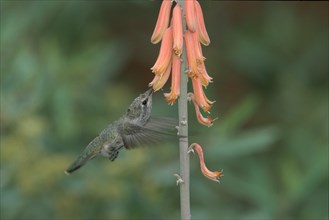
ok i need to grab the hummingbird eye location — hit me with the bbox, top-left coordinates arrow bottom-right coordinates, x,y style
142,99 -> 148,106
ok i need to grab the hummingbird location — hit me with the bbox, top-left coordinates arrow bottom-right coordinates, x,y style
65,88 -> 176,175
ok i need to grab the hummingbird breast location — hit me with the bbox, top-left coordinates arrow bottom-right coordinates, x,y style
99,122 -> 124,159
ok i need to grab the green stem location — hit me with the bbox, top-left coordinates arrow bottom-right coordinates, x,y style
177,0 -> 190,219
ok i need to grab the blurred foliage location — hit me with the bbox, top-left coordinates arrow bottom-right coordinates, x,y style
1,1 -> 328,220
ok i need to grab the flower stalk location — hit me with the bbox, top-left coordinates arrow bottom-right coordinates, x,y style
176,1 -> 191,219
149,1 -> 222,219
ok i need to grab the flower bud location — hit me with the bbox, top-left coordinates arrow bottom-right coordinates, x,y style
151,0 -> 172,44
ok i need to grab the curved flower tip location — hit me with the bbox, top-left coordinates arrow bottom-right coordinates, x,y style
188,143 -> 223,183
191,77 -> 215,112
164,92 -> 178,105
149,74 -> 160,87
197,110 -> 215,128
152,60 -> 172,92
199,62 -> 213,87
190,93 -> 216,127
151,0 -> 172,44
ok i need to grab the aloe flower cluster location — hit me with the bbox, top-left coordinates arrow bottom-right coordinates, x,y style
149,0 -> 216,127
149,0 -> 182,104
149,0 -> 222,182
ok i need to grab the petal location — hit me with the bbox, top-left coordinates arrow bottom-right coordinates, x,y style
153,58 -> 172,91
188,143 -> 223,182
189,93 -> 215,127
149,74 -> 161,87
151,0 -> 173,44
172,4 -> 183,56
191,31 -> 205,65
184,31 -> 198,79
164,54 -> 181,104
195,1 -> 210,46
185,0 -> 197,32
198,62 -> 213,87
151,27 -> 173,75
191,77 -> 214,112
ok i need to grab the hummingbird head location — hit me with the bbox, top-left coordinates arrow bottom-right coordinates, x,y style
126,88 -> 153,124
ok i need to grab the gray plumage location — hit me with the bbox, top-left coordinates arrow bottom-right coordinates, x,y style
65,89 -> 176,175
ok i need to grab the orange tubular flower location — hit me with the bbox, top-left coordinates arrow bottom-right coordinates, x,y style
152,59 -> 172,92
151,27 -> 173,75
189,93 -> 215,127
151,0 -> 172,44
195,1 -> 210,46
172,4 -> 183,57
198,62 -> 213,87
149,74 -> 160,87
191,31 -> 205,65
188,143 -> 223,183
185,0 -> 197,32
191,77 -> 214,112
184,31 -> 198,79
164,54 -> 181,104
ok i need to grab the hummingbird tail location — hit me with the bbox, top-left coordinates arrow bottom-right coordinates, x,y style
65,153 -> 98,175
65,157 -> 86,175
65,160 -> 83,175
65,138 -> 101,175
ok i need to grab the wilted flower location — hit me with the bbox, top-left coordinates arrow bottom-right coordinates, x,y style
191,77 -> 214,112
188,143 -> 223,183
151,0 -> 172,44
188,93 -> 216,127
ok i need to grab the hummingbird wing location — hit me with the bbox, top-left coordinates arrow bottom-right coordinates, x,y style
121,117 -> 177,149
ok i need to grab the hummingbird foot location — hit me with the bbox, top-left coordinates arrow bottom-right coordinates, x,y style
173,173 -> 184,186
108,150 -> 119,161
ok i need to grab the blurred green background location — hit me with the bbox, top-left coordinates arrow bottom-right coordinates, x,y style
1,1 -> 328,219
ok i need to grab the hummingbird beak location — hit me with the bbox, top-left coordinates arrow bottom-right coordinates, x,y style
146,88 -> 154,97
